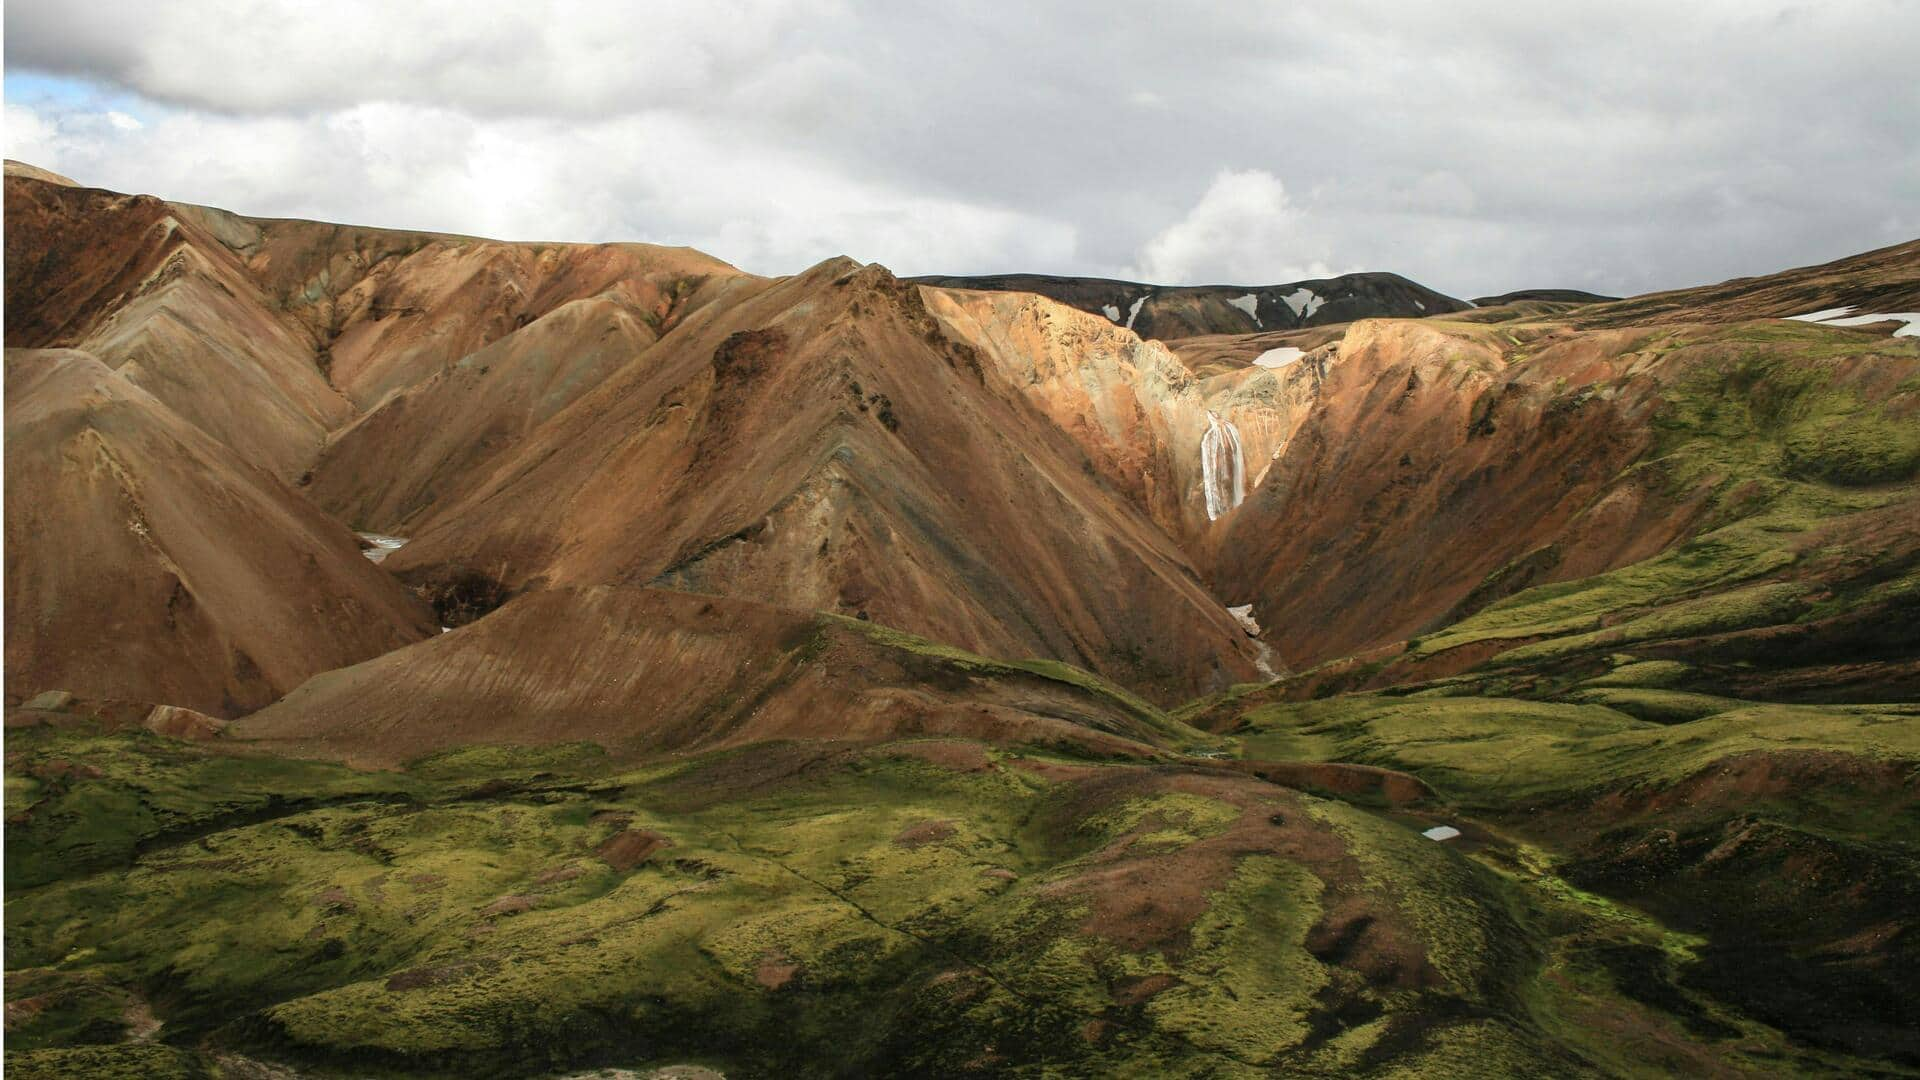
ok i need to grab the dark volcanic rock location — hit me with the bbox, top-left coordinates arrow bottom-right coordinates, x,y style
1471,288 -> 1618,305
908,271 -> 1468,339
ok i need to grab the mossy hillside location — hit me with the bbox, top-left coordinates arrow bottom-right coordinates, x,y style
1372,327 -> 1920,691
1230,693 -> 1920,810
1139,856 -> 1325,1061
1408,519 -> 1807,663
831,614 -> 1222,752
3,727 -> 1763,1077
2,968 -> 147,1050
1647,327 -> 1920,492
3,722 -> 422,889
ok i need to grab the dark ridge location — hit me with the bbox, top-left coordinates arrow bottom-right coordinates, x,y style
909,270 -> 1469,339
1470,289 -> 1619,305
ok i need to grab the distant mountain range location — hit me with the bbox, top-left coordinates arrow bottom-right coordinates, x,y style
908,269 -> 1471,338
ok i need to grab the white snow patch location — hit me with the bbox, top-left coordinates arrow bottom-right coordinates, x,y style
1253,346 -> 1304,369
1200,411 -> 1246,521
1228,293 -> 1262,327
1101,303 -> 1123,323
1787,307 -> 1856,323
1227,603 -> 1278,679
356,532 -> 409,564
1414,300 -> 1426,311
1789,307 -> 1920,337
1281,287 -> 1324,319
1422,825 -> 1462,842
1124,295 -> 1147,330
1225,604 -> 1261,636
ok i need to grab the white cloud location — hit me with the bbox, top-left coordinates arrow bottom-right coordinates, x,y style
4,97 -> 1077,278
1129,170 -> 1340,285
5,0 -> 1917,295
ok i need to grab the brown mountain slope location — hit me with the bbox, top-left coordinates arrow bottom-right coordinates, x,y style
167,201 -> 746,408
3,159 -> 79,187
305,294 -> 671,530
236,585 -> 1203,767
5,170 -> 749,485
3,349 -> 437,716
1575,238 -> 1920,328
377,258 -> 1262,701
4,175 -> 351,478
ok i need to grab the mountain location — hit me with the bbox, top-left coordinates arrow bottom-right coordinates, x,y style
369,257 -> 1264,701
909,269 -> 1469,339
3,348 -> 436,716
5,164 -> 1918,1078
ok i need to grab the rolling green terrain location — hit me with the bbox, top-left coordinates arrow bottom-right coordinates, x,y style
6,672 -> 1914,1078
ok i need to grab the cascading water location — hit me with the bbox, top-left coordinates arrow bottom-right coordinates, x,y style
1200,410 -> 1245,521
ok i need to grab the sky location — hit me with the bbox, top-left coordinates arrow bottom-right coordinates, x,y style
5,1 -> 1917,299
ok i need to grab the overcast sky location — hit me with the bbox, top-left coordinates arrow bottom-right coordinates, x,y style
6,1 -> 1917,298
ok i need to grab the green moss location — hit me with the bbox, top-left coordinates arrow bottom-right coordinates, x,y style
7,709 -> 1911,1077
1563,687 -> 1746,724
829,614 -> 1214,751
1407,521 -> 1802,661
1144,856 -> 1326,1060
407,741 -> 611,781
1079,792 -> 1240,846
1232,691 -> 1920,810
1579,658 -> 1695,688
1782,412 -> 1920,484
3,1045 -> 215,1080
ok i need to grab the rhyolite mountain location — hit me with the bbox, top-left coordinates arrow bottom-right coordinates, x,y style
5,161 -> 1918,1079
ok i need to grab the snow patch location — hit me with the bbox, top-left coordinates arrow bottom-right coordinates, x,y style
1253,346 -> 1304,369
1281,287 -> 1324,319
1422,825 -> 1462,842
1101,303 -> 1123,323
1124,295 -> 1147,330
1228,293 -> 1262,327
1789,306 -> 1920,337
1200,411 -> 1246,521
1788,307 -> 1857,323
1414,300 -> 1426,311
356,532 -> 409,564
1227,603 -> 1278,680
1225,604 -> 1261,636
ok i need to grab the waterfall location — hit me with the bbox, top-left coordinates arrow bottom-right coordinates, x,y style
1201,411 -> 1245,521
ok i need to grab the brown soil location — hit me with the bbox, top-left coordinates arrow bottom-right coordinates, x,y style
596,829 -> 673,871
892,819 -> 957,849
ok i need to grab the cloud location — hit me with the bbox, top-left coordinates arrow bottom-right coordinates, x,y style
2,96 -> 1077,277
1130,170 -> 1340,285
5,0 -> 1918,295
